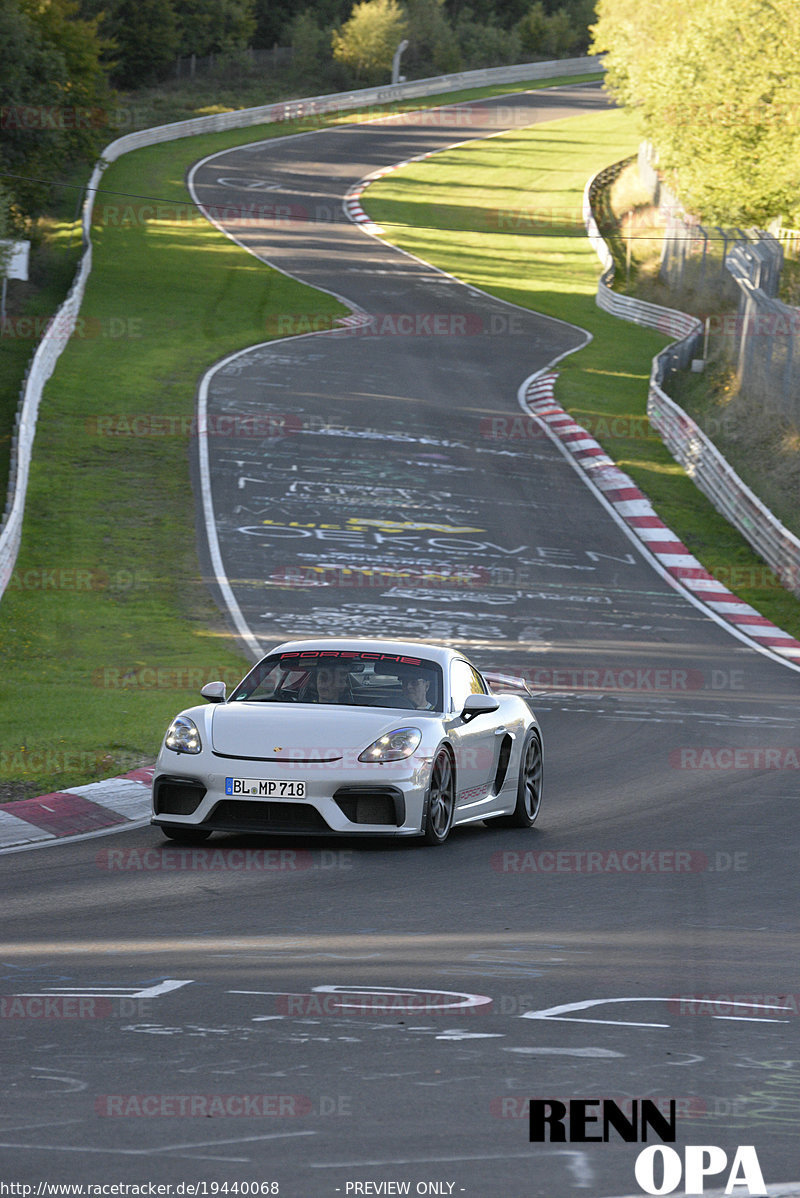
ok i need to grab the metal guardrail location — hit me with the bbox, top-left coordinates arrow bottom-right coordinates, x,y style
0,55 -> 604,600
583,163 -> 800,598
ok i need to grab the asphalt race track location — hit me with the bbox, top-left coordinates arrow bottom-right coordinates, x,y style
2,86 -> 799,1198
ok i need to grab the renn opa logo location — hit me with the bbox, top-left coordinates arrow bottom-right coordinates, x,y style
528,1099 -> 766,1195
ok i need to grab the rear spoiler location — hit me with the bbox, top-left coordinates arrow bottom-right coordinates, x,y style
483,671 -> 532,697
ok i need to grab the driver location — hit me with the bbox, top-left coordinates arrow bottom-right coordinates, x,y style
397,666 -> 435,710
315,664 -> 353,704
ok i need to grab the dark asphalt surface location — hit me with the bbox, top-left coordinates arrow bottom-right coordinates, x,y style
1,85 -> 798,1197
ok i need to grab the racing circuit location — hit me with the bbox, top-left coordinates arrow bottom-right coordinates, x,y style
2,84 -> 799,1197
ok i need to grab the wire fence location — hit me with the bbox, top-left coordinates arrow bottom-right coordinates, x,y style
637,142 -> 799,427
726,238 -> 800,426
174,47 -> 293,80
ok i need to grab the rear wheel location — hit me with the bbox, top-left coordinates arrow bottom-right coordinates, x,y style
421,748 -> 455,845
495,729 -> 542,828
159,824 -> 212,844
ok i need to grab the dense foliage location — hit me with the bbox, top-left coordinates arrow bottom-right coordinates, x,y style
591,0 -> 800,223
0,0 -> 113,222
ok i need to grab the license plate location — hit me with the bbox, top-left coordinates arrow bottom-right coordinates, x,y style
225,777 -> 306,798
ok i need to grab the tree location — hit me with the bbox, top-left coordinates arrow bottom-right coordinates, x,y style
453,10 -> 519,69
332,0 -> 409,81
174,0 -> 256,57
110,0 -> 179,86
590,0 -> 800,223
289,10 -> 330,81
517,1 -> 593,57
404,0 -> 461,75
0,0 -> 113,220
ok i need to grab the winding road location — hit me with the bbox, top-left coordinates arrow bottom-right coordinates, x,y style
2,84 -> 799,1197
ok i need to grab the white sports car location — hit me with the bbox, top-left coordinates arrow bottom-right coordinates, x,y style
151,639 -> 543,846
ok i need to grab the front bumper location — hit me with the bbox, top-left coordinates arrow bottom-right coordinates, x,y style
151,754 -> 431,837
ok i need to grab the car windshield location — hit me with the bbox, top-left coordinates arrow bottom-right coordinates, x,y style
230,650 -> 443,712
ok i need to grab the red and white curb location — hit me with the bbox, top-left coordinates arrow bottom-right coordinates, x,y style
344,148 -> 444,234
0,767 -> 153,853
524,373 -> 800,666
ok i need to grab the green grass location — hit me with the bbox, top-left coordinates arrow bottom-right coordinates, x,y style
0,71 -> 597,796
362,106 -> 800,638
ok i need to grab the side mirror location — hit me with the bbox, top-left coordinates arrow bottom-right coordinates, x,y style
201,680 -> 226,703
461,693 -> 499,721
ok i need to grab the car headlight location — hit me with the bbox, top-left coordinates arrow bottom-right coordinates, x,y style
358,727 -> 422,763
164,715 -> 202,754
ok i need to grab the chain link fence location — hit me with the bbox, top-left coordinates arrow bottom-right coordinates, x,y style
637,142 -> 799,428
174,47 -> 293,79
726,238 -> 800,426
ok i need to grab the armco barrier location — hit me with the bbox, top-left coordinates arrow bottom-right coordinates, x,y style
0,55 -> 603,601
583,163 -> 800,598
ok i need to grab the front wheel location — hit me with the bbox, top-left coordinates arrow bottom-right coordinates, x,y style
421,748 -> 456,845
159,824 -> 212,844
495,729 -> 543,828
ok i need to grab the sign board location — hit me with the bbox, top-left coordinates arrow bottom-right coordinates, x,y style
0,239 -> 30,281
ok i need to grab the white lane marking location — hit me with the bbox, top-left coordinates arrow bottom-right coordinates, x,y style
215,177 -> 283,191
229,985 -> 493,1012
521,995 -> 791,1028
310,1149 -> 589,1167
0,1131 -> 316,1157
14,980 -> 192,999
434,1030 -> 504,1040
30,1072 -> 88,1093
713,1014 -> 791,1022
314,985 -> 493,1012
503,1047 -> 624,1057
196,352 -> 267,659
521,996 -> 672,1027
313,1147 -> 595,1185
519,996 -> 675,1025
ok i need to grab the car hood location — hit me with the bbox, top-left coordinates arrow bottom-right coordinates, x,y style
210,702 -> 423,761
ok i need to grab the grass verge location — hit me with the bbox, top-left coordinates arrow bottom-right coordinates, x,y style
362,106 -> 800,638
0,72 -> 595,797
